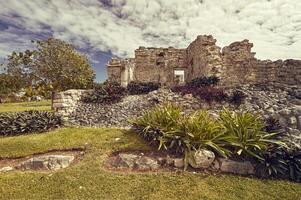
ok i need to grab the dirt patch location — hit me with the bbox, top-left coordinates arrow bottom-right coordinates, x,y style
0,148 -> 85,172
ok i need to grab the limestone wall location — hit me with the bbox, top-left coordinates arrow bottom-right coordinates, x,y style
186,35 -> 223,81
134,47 -> 187,87
53,90 -> 91,119
107,35 -> 301,88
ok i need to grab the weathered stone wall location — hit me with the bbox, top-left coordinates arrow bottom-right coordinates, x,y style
134,47 -> 187,87
54,86 -> 301,149
186,35 -> 223,81
53,90 -> 91,119
219,40 -> 301,87
107,35 -> 301,88
107,58 -> 136,87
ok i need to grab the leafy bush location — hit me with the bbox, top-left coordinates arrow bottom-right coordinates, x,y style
187,76 -> 220,87
257,148 -> 301,182
172,86 -> 228,103
131,104 -> 286,168
82,82 -> 126,104
131,103 -> 229,158
264,117 -> 282,133
228,90 -> 246,106
0,111 -> 62,136
218,109 -> 286,160
127,81 -> 160,95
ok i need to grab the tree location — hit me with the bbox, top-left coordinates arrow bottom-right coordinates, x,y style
5,38 -> 95,109
0,72 -> 30,102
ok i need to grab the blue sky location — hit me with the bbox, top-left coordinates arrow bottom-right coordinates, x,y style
0,0 -> 301,81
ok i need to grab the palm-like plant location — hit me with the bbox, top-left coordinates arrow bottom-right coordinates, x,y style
179,111 -> 230,157
218,109 -> 286,160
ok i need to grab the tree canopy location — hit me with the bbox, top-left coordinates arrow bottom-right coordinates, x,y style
5,38 -> 95,93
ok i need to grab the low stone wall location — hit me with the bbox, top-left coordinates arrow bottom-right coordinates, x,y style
53,89 -> 92,118
53,85 -> 301,149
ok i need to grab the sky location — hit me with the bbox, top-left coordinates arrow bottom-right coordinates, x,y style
0,0 -> 301,81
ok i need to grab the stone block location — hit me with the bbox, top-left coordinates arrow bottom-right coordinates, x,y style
188,149 -> 215,169
16,155 -> 75,171
174,158 -> 184,168
0,166 -> 13,172
219,159 -> 255,175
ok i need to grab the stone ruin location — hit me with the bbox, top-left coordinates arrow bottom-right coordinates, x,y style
107,35 -> 301,88
53,34 -> 301,150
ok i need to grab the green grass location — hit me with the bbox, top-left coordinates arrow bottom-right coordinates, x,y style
0,128 -> 300,200
0,100 -> 51,113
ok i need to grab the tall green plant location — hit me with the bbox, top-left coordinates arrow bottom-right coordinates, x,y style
218,109 -> 286,160
132,103 -> 230,157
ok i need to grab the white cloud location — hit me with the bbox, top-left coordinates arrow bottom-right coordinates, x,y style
0,0 -> 300,61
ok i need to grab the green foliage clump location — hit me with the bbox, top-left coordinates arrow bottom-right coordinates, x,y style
131,103 -> 286,165
0,111 -> 62,136
218,109 -> 285,160
257,148 -> 301,182
228,90 -> 246,106
82,82 -> 126,104
127,81 -> 160,95
187,76 -> 220,87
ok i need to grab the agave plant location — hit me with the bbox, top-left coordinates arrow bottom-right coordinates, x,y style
256,148 -> 301,182
256,148 -> 288,178
0,110 -> 62,136
179,111 -> 231,157
131,102 -> 185,153
285,150 -> 301,182
218,108 -> 286,160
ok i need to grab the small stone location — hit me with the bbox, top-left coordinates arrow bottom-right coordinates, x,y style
288,116 -> 297,126
297,116 -> 301,129
293,106 -> 301,115
279,109 -> 291,115
16,155 -> 75,171
165,156 -> 174,166
174,158 -> 184,168
117,154 -> 139,168
188,149 -> 215,169
219,159 -> 254,175
135,157 -> 159,170
211,160 -> 220,171
0,166 -> 13,172
278,117 -> 287,127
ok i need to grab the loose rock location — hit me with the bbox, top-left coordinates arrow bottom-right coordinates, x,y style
188,149 -> 215,169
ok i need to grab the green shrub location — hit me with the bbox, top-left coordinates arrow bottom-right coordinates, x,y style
187,76 -> 220,87
257,148 -> 301,182
218,109 -> 286,160
228,90 -> 246,106
172,86 -> 228,103
0,111 -> 62,136
131,104 -> 286,168
82,82 -> 126,104
127,81 -> 160,95
132,103 -> 230,158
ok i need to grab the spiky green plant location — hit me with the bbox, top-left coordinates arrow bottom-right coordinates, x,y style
218,108 -> 286,160
131,103 -> 231,157
179,111 -> 230,157
0,110 -> 62,136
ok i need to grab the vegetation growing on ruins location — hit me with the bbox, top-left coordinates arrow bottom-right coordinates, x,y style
127,81 -> 160,95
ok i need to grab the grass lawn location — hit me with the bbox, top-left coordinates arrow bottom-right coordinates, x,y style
0,128 -> 300,200
0,100 -> 51,113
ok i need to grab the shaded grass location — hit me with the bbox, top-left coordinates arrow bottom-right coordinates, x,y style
0,128 -> 300,200
0,100 -> 51,113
